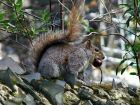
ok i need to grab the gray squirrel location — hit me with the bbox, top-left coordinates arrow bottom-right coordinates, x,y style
27,0 -> 104,86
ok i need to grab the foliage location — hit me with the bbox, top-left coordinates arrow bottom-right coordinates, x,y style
0,0 -> 51,40
116,0 -> 140,80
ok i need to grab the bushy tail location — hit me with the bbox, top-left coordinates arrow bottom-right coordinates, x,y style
66,0 -> 85,41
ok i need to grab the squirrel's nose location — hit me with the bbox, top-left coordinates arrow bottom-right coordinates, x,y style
102,56 -> 105,60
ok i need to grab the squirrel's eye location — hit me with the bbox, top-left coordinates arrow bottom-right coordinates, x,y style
95,47 -> 99,52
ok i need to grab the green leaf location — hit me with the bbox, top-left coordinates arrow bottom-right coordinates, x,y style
133,44 -> 140,52
121,66 -> 128,74
42,11 -> 50,22
116,59 -> 128,75
0,12 -> 4,21
14,0 -> 23,12
31,27 -> 36,34
130,72 -> 137,75
126,16 -> 133,27
116,58 -> 133,75
129,62 -> 135,66
119,4 -> 130,8
123,8 -> 132,17
121,62 -> 135,75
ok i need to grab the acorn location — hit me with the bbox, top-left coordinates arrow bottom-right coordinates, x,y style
93,58 -> 102,67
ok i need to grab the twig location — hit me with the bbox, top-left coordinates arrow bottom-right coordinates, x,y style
103,33 -> 132,45
23,11 -> 42,20
49,0 -> 54,30
57,0 -> 70,13
99,67 -> 103,84
60,0 -> 64,31
100,0 -> 112,22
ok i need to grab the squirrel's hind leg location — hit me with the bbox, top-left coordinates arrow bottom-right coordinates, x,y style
38,59 -> 60,79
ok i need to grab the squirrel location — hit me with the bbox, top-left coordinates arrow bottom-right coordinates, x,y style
27,0 -> 105,86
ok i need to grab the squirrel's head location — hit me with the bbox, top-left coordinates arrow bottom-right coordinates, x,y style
85,40 -> 105,67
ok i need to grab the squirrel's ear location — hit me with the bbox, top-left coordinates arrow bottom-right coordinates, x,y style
85,40 -> 91,49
